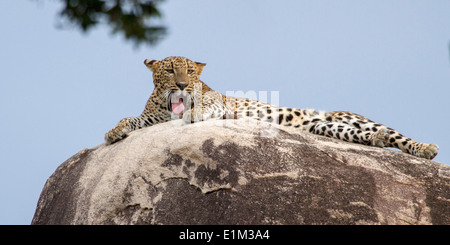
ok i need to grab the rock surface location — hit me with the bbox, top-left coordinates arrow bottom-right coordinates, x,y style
32,119 -> 450,225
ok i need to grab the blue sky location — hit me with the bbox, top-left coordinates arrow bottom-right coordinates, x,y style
0,0 -> 449,224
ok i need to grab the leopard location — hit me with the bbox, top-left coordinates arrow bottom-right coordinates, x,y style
104,56 -> 439,160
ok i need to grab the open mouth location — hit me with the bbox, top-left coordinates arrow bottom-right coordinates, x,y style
170,92 -> 189,115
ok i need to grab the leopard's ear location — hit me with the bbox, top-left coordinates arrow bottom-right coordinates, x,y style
194,61 -> 206,75
144,59 -> 160,72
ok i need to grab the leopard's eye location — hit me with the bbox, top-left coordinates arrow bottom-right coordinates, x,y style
187,69 -> 195,75
165,69 -> 174,74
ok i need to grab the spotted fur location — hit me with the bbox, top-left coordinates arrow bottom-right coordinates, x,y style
105,56 -> 439,160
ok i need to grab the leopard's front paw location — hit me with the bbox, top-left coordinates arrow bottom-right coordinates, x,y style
104,118 -> 131,144
104,129 -> 126,144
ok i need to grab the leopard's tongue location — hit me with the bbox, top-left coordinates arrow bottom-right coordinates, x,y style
171,98 -> 185,115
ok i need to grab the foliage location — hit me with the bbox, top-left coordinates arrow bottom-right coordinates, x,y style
58,0 -> 166,47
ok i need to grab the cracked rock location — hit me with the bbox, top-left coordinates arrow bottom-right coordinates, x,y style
32,119 -> 450,225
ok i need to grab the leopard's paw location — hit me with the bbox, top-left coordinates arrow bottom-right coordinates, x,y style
104,118 -> 131,144
418,143 -> 439,160
370,128 -> 389,148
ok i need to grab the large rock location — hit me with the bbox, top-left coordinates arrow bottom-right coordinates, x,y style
32,119 -> 450,225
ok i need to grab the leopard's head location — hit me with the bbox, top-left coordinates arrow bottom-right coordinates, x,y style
144,56 -> 207,115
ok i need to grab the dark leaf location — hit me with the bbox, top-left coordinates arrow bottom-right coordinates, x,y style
58,0 -> 166,47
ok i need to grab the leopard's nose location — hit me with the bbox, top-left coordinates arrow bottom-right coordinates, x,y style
176,82 -> 188,90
